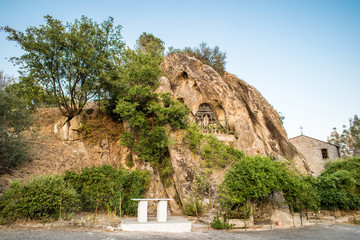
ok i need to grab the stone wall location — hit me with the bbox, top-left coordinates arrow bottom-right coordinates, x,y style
289,135 -> 340,176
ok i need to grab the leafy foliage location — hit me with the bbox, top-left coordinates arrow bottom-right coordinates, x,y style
0,176 -> 80,223
136,32 -> 165,56
0,165 -> 150,223
168,42 -> 227,76
11,75 -> 58,109
183,197 -> 205,217
185,123 -> 244,168
210,215 -> 235,229
328,115 -> 360,157
219,156 -> 319,216
109,34 -> 188,173
316,157 -> 360,210
2,15 -> 124,118
282,175 -> 320,212
64,164 -> 150,216
0,71 -> 32,174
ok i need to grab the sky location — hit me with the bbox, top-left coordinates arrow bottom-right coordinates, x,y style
0,0 -> 359,141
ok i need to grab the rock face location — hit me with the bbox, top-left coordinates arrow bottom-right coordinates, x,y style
1,53 -> 312,216
161,53 -> 310,174
54,115 -> 82,141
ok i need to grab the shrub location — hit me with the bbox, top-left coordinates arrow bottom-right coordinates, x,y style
185,123 -> 244,169
210,215 -> 234,229
220,156 -> 286,207
121,168 -> 151,215
0,176 -> 80,222
64,165 -> 150,216
64,165 -> 121,212
282,175 -> 320,212
0,180 -> 23,223
219,156 -> 319,216
316,158 -> 360,210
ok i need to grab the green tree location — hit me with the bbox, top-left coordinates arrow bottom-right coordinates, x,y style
0,70 -> 32,173
110,34 -> 188,174
328,115 -> 360,157
169,42 -> 227,76
136,32 -> 165,56
1,15 -> 124,119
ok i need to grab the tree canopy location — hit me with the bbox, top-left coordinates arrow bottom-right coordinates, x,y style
0,70 -> 32,173
135,32 -> 165,56
2,15 -> 124,119
328,114 -> 360,157
168,42 -> 227,76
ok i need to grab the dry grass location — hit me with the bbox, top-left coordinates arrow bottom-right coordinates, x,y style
0,108 -> 127,193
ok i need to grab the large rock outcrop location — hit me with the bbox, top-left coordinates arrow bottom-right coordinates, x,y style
161,53 -> 311,174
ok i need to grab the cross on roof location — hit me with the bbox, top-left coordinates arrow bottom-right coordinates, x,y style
300,126 -> 304,135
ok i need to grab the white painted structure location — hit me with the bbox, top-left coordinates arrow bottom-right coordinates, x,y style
132,198 -> 172,223
121,216 -> 192,233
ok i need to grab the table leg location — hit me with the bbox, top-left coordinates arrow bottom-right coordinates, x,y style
157,200 -> 168,222
137,200 -> 148,222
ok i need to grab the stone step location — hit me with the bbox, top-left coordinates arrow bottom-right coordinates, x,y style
191,223 -> 210,231
121,216 -> 192,233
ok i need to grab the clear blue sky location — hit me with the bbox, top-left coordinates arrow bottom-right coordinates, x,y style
1,0 -> 359,141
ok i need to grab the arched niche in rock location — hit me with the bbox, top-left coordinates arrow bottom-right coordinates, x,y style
195,103 -> 228,133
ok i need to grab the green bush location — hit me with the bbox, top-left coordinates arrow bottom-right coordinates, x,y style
210,215 -> 234,229
185,123 -> 244,168
0,165 -> 151,223
220,156 -> 286,207
283,175 -> 320,212
316,158 -> 360,210
0,176 -> 80,222
219,156 -> 319,216
0,180 -> 23,223
64,165 -> 150,216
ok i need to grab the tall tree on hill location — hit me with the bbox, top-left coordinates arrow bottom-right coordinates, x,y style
1,15 -> 124,119
328,114 -> 360,157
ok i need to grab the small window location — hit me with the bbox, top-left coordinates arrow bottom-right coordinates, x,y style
321,149 -> 328,159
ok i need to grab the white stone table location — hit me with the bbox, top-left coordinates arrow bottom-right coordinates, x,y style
132,198 -> 173,223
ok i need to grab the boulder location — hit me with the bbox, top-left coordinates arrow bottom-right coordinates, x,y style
54,115 -> 82,141
161,53 -> 310,174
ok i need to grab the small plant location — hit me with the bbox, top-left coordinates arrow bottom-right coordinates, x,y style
78,122 -> 95,138
210,215 -> 235,229
125,153 -> 134,168
183,197 -> 205,217
227,203 -> 252,219
159,157 -> 173,187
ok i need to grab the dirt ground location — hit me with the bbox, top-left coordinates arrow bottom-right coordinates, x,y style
0,107 -> 125,192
